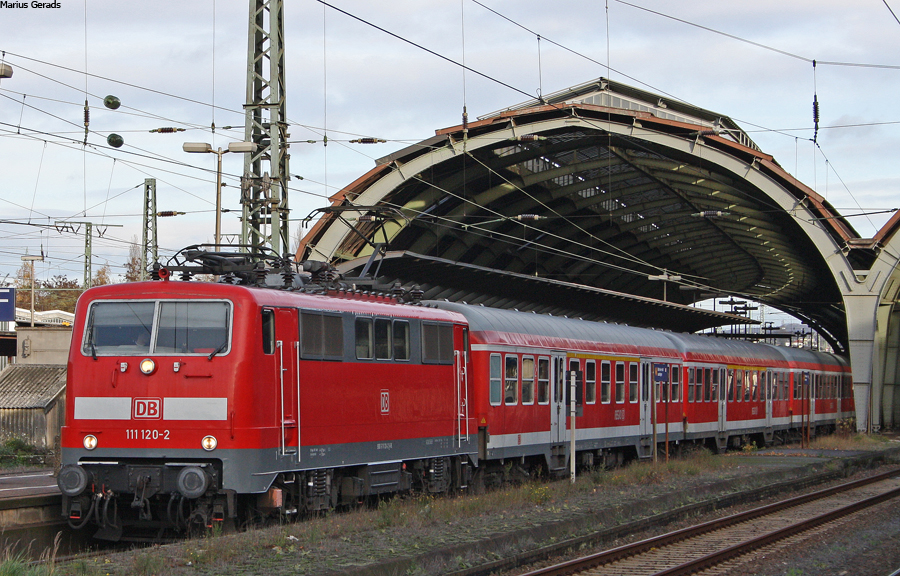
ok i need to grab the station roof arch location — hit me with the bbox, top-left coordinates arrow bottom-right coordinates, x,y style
298,78 -> 862,352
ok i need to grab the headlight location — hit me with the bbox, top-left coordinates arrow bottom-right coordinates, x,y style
201,435 -> 217,451
83,434 -> 98,450
140,358 -> 156,375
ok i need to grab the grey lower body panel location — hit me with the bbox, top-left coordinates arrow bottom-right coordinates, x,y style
63,434 -> 478,495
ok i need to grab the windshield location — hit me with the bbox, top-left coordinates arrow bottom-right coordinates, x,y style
82,300 -> 231,356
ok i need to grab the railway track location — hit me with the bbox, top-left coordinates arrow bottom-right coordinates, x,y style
519,467 -> 900,576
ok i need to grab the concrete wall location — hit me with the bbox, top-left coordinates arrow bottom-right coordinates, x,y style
16,326 -> 72,365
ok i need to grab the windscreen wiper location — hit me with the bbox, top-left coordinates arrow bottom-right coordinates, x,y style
208,340 -> 228,361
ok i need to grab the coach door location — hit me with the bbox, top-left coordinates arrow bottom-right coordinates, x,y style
274,307 -> 299,458
717,368 -> 728,434
551,354 -> 567,444
454,328 -> 470,446
639,360 -> 653,438
764,371 -> 774,430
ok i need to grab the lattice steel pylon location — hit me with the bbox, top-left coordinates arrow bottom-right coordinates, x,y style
242,0 -> 291,258
142,178 -> 158,280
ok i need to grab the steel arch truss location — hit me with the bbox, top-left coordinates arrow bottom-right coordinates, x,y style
300,101 -> 856,351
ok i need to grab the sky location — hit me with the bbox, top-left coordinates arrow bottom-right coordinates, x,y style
1,0 -> 898,317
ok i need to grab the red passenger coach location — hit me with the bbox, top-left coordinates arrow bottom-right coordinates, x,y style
431,302 -> 686,468
58,275 -> 476,540
430,302 -> 853,473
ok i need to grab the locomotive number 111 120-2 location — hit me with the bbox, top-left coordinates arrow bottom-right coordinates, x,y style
125,429 -> 171,440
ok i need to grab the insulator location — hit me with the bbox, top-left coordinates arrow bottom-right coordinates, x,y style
516,134 -> 544,142
350,137 -> 386,144
180,271 -> 192,281
812,96 -> 820,123
515,214 -> 542,221
150,127 -> 185,133
83,101 -> 89,127
157,211 -> 185,217
462,106 -> 469,132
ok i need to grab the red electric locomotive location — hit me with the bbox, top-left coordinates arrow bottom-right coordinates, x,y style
58,248 -> 853,540
58,250 -> 477,539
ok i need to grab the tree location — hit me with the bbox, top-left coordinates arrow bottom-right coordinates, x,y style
92,263 -> 113,287
41,275 -> 81,312
14,262 -> 34,309
124,236 -> 143,282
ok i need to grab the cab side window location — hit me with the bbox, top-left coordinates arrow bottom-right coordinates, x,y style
262,309 -> 275,354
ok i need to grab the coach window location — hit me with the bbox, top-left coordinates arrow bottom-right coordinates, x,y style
393,320 -> 410,361
490,354 -> 502,405
537,358 -> 550,404
505,355 -> 519,405
695,368 -> 703,403
727,370 -> 735,402
374,318 -> 392,360
615,362 -> 625,403
355,318 -> 373,359
671,366 -> 680,401
600,361 -> 611,403
705,368 -> 714,402
585,360 -> 597,403
629,363 -> 639,403
688,368 -> 696,403
522,357 -> 535,405
750,372 -> 759,402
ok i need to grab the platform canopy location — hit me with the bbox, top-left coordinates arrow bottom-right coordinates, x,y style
299,78 -> 859,350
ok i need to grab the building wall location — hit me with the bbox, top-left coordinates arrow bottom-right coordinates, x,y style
0,400 -> 63,450
16,327 -> 72,365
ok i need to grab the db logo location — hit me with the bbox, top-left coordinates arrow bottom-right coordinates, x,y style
133,398 -> 162,419
380,390 -> 390,415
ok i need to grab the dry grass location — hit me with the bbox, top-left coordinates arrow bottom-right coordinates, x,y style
44,435 -> 896,575
809,431 -> 893,451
